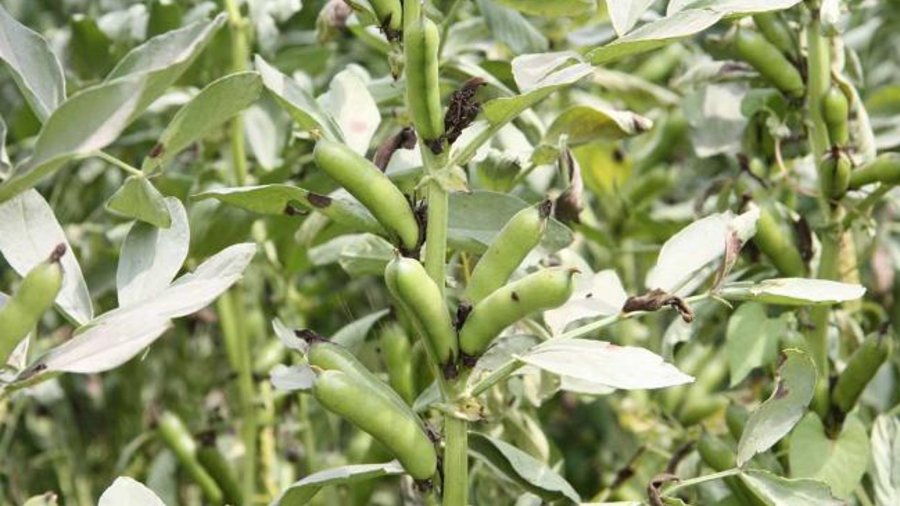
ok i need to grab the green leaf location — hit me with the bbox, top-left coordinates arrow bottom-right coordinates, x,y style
546,104 -> 652,145
588,9 -> 723,65
871,414 -> 900,506
98,477 -> 165,506
255,55 -> 343,141
192,184 -> 385,235
469,432 -> 581,503
272,461 -> 405,505
788,412 -> 869,499
331,309 -> 390,351
117,197 -> 189,308
451,52 -> 592,166
720,278 -> 866,306
142,71 -> 263,174
106,175 -> 172,228
0,14 -> 226,206
726,303 -> 784,386
476,0 -> 549,54
448,191 -> 573,254
338,234 -> 394,277
0,190 -> 93,325
0,3 -> 66,121
493,0 -> 597,17
738,469 -> 842,506
736,349 -> 816,465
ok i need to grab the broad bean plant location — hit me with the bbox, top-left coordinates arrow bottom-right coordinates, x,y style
1,0 -> 899,505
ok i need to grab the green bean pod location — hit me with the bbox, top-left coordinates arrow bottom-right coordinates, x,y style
848,153 -> 900,189
384,256 -> 458,375
306,336 -> 422,428
753,202 -> 806,277
463,200 -> 552,304
313,139 -> 419,250
313,370 -> 437,480
822,86 -> 850,147
370,0 -> 402,37
404,16 -> 444,149
459,268 -> 576,359
752,12 -> 796,58
820,150 -> 852,200
735,29 -> 804,98
832,333 -> 892,415
156,412 -> 224,505
379,321 -> 415,405
0,244 -> 65,365
197,434 -> 243,506
698,433 -> 762,504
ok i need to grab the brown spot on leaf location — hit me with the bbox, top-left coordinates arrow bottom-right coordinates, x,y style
307,193 -> 332,208
149,143 -> 164,158
511,291 -> 519,302
774,381 -> 789,399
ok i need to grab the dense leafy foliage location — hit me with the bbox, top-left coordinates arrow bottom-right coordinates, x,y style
1,0 -> 899,505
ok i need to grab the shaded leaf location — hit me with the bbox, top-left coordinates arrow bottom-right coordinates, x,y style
0,4 -> 66,121
0,14 -> 226,205
726,302 -> 784,386
272,461 -> 405,505
546,104 -> 652,145
476,0 -> 548,54
469,432 -> 581,503
788,412 -> 869,499
738,469 -> 842,506
736,349 -> 816,465
332,309 -> 390,351
449,191 -> 573,254
338,234 -> 394,277
255,55 -> 342,141
0,190 -> 93,324
142,71 -> 263,174
193,184 -> 384,235
106,175 -> 172,227
494,0 -> 597,17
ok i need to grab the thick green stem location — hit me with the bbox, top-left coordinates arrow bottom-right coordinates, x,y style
221,1 -> 256,499
217,291 -> 256,503
402,2 -> 467,504
805,2 -> 836,415
225,0 -> 250,185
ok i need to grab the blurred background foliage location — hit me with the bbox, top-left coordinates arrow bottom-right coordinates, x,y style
1,0 -> 900,505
